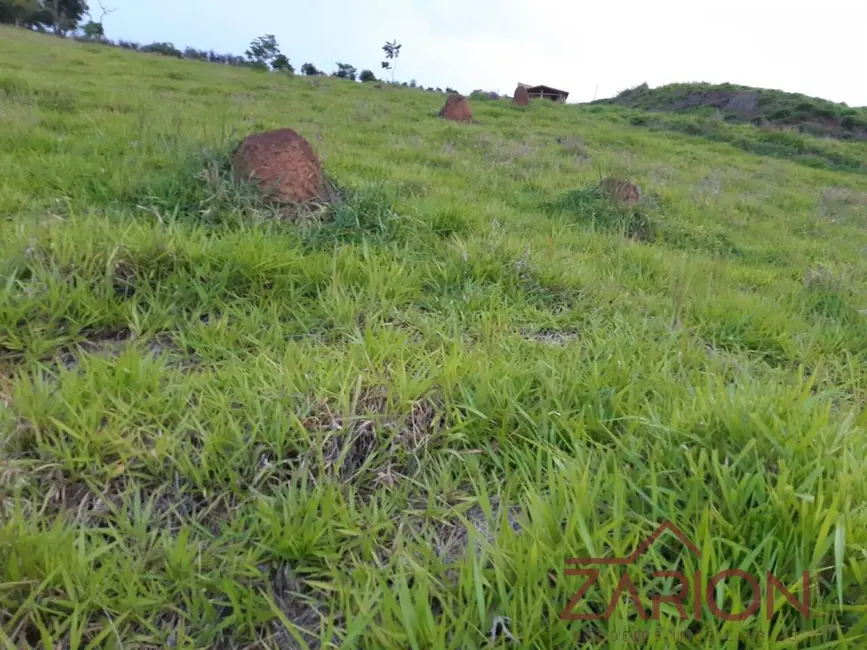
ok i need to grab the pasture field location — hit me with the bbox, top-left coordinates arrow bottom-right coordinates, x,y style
1,26 -> 867,649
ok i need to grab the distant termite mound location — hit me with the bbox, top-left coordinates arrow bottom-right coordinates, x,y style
513,86 -> 530,106
439,93 -> 472,122
599,177 -> 641,206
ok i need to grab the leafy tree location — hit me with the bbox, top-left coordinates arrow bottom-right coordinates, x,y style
359,69 -> 376,83
245,34 -> 280,68
41,0 -> 89,35
0,0 -> 41,27
301,62 -> 320,76
333,62 -> 357,81
1,0 -> 88,33
272,53 -> 293,73
80,18 -> 102,38
381,39 -> 401,83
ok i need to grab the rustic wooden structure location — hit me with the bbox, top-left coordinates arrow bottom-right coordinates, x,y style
516,82 -> 569,103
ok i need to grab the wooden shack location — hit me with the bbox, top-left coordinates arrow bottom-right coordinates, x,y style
517,82 -> 569,103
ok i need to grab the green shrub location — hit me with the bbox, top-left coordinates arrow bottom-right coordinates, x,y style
758,130 -> 809,152
548,185 -> 655,242
842,115 -> 867,130
140,42 -> 183,58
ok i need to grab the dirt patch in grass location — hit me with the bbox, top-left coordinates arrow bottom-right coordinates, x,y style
301,389 -> 448,490
1,463 -> 337,648
256,564 -> 340,650
522,328 -> 579,346
49,329 -> 200,374
817,186 -> 867,225
53,326 -> 134,368
403,497 -> 525,568
435,501 -> 524,563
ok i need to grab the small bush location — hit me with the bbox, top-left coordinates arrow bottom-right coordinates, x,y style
758,130 -> 809,153
842,115 -> 867,130
183,47 -> 209,61
359,69 -> 377,83
548,185 -> 655,242
271,54 -> 294,73
470,89 -> 500,100
802,264 -> 861,321
333,63 -> 357,81
141,42 -> 183,58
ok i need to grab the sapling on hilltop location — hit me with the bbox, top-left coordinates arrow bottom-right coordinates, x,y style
81,0 -> 114,40
381,39 -> 401,83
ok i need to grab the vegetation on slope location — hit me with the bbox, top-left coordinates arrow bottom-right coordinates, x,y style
591,83 -> 867,174
595,82 -> 867,138
2,26 -> 867,649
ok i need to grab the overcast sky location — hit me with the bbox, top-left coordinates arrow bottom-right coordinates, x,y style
107,0 -> 867,106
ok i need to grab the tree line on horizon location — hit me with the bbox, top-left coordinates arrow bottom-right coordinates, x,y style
0,3 -> 463,94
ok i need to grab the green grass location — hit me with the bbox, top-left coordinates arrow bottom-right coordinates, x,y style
617,109 -> 867,174
593,82 -> 867,173
1,26 -> 867,649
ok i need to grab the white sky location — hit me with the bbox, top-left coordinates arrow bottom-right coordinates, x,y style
107,0 -> 867,106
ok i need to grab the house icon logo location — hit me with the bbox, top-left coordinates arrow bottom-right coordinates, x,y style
567,520 -> 702,566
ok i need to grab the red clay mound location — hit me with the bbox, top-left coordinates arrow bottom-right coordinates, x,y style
439,93 -> 472,121
599,177 -> 641,206
513,86 -> 530,106
233,128 -> 323,203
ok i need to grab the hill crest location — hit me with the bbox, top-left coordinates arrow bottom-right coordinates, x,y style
593,81 -> 867,141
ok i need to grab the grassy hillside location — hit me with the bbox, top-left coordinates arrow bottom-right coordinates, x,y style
590,83 -> 867,175
1,26 -> 867,649
595,82 -> 867,137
